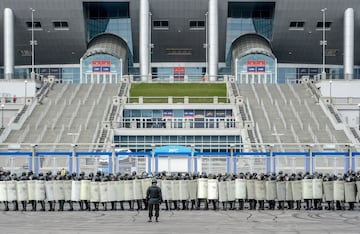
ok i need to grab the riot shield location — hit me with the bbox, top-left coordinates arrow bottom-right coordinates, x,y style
188,180 -> 197,200
255,180 -> 266,201
291,180 -> 302,201
302,179 -> 313,200
246,180 -> 255,200
124,180 -> 134,201
64,180 -> 72,201
265,181 -> 277,201
227,180 -> 235,202
312,179 -> 323,199
179,180 -> 189,201
344,182 -> 356,203
54,180 -> 65,201
207,179 -> 218,200
276,181 -> 286,201
27,180 -> 36,201
133,179 -> 143,200
323,181 -> 334,201
161,180 -> 172,201
218,181 -> 228,202
16,181 -> 28,202
333,180 -> 345,201
285,181 -> 293,201
107,181 -> 117,202
90,182 -> 100,202
6,181 -> 17,201
71,181 -> 81,201
0,181 -> 7,202
172,180 -> 180,201
235,179 -> 247,200
99,181 -> 109,203
197,178 -> 208,199
80,180 -> 90,201
35,180 -> 46,201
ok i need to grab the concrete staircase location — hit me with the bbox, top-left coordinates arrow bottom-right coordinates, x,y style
4,83 -> 119,149
237,83 -> 350,149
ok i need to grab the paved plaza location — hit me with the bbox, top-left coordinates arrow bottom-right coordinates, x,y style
0,209 -> 359,234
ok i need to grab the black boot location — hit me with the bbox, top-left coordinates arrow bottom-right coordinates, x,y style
239,200 -> 244,210
173,201 -> 178,210
13,201 -> 18,211
85,201 -> 90,211
39,201 -> 45,211
79,201 -> 83,210
68,201 -> 73,211
58,200 -> 64,211
196,200 -> 200,210
102,202 -> 107,211
111,201 -> 116,211
4,201 -> 9,211
305,200 -> 311,210
31,200 -> 36,211
296,201 -> 301,210
204,200 -> 209,210
336,201 -> 341,210
191,200 -> 195,210
348,202 -> 354,210
259,201 -> 264,210
21,201 -> 27,211
120,201 -> 124,210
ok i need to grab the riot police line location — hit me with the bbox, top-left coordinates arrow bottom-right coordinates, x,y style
0,170 -> 360,212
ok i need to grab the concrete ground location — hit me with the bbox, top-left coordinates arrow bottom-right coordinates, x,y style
0,209 -> 359,234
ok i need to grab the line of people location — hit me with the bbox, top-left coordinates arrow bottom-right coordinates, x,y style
0,170 -> 359,212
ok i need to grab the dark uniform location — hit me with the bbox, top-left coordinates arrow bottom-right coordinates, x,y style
146,179 -> 162,222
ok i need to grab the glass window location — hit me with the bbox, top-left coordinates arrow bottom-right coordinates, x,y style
53,21 -> 69,30
131,110 -> 141,117
316,21 -> 332,29
26,21 -> 42,30
289,21 -> 305,30
189,20 -> 205,30
153,20 -> 169,29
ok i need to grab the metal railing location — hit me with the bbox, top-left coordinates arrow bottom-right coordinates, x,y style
0,143 -> 359,176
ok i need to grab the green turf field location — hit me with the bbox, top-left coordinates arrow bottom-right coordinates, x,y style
129,83 -> 227,103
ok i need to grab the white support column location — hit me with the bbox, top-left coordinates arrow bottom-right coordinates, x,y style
140,0 -> 150,82
344,8 -> 354,80
4,8 -> 14,80
208,0 -> 218,81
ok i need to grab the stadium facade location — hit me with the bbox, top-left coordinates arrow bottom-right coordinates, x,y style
1,0 -> 360,82
1,0 -> 360,175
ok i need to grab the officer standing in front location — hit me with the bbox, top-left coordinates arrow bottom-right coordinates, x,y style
146,178 -> 162,222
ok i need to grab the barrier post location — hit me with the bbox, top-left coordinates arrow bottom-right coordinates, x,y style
308,144 -> 313,175
111,144 -> 116,174
268,144 -> 274,173
230,144 -> 235,174
71,144 -> 77,175
151,144 -> 156,174
31,144 -> 37,174
347,144 -> 353,172
190,144 -> 195,174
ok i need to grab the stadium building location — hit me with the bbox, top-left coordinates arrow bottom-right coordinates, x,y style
0,0 -> 360,175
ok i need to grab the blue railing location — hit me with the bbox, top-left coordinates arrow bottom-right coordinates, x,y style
0,150 -> 358,175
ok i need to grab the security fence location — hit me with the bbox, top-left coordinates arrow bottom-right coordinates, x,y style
1,149 -> 359,175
